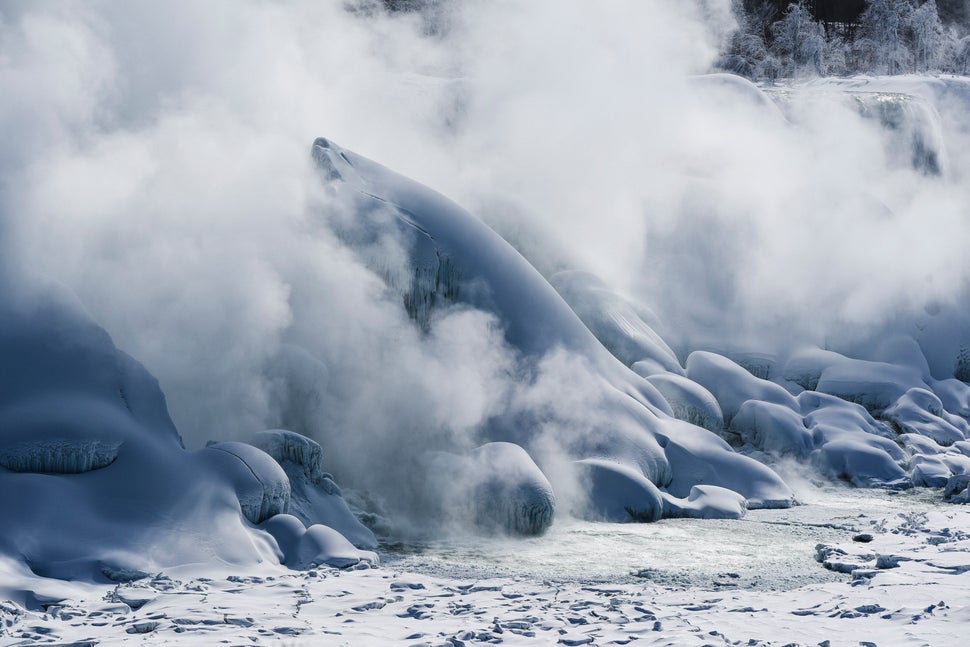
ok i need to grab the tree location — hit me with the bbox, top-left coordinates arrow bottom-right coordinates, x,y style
771,1 -> 827,76
910,0 -> 946,70
858,0 -> 914,74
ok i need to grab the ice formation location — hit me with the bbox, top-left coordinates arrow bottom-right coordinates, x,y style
250,429 -> 377,549
421,443 -> 556,536
4,73 -> 970,585
312,136 -> 796,523
0,286 -> 375,578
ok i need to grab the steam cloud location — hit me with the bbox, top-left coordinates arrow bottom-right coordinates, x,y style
3,1 -> 970,522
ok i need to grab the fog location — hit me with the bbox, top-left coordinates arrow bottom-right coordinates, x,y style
3,1 -> 970,526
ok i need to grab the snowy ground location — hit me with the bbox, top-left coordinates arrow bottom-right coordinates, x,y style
3,489 -> 967,647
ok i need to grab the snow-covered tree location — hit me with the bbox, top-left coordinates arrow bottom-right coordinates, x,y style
858,0 -> 914,74
910,0 -> 947,70
771,1 -> 827,76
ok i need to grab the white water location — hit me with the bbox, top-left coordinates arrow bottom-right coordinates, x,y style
384,487 -> 947,590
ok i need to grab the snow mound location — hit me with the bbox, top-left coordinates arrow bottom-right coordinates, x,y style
729,400 -> 813,459
686,351 -> 798,424
0,285 -> 293,579
250,430 -> 377,549
204,441 -> 292,525
661,485 -> 747,520
659,420 -> 795,509
812,437 -> 911,489
572,458 -> 663,522
643,373 -> 724,434
422,442 -> 555,536
884,388 -> 967,446
261,514 -> 377,569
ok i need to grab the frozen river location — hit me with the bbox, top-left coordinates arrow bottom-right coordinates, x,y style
384,486 -> 949,590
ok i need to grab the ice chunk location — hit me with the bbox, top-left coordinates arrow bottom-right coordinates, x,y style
685,351 -> 798,424
644,373 -> 724,435
204,441 -> 291,524
572,458 -> 663,522
943,474 -> 970,503
661,485 -> 747,520
729,400 -> 813,459
251,429 -> 326,484
250,430 -> 376,549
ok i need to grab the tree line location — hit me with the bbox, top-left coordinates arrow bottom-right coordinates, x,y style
722,0 -> 970,79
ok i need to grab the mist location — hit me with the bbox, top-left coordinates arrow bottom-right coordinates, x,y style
3,1 -> 970,529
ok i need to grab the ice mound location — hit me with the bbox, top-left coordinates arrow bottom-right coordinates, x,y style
312,137 -> 795,520
0,284 -> 368,579
572,458 -> 663,522
686,351 -> 798,424
421,442 -> 555,536
729,400 -> 813,459
884,388 -> 968,446
261,514 -> 377,569
203,441 -> 291,525
661,485 -> 747,520
643,373 -> 724,434
250,430 -> 377,549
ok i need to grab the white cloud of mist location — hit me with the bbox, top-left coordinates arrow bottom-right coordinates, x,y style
3,0 -> 970,527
